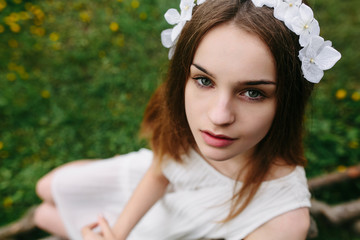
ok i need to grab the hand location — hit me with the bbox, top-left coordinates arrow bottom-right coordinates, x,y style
82,216 -> 117,240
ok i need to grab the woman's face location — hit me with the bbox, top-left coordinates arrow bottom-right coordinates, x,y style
184,23 -> 277,170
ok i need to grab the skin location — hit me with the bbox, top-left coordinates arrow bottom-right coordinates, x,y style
185,23 -> 277,179
37,22 -> 309,240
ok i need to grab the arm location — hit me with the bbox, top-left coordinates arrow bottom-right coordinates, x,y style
244,208 -> 310,240
112,158 -> 169,240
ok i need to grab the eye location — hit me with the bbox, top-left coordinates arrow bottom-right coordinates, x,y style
246,90 -> 261,98
242,90 -> 265,101
193,77 -> 213,88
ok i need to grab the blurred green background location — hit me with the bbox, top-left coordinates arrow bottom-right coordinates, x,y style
0,0 -> 359,239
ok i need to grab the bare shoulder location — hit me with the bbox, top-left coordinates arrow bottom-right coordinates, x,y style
244,207 -> 310,240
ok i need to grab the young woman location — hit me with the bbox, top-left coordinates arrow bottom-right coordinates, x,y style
34,0 -> 341,239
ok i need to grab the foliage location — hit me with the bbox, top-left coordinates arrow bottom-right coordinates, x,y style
304,0 -> 360,179
0,0 -> 359,239
0,0 -> 171,226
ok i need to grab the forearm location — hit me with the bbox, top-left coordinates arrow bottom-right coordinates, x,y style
112,160 -> 169,239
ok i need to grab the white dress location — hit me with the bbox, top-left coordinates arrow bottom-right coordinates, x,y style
52,148 -> 311,240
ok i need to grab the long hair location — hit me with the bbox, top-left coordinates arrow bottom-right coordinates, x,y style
141,0 -> 314,221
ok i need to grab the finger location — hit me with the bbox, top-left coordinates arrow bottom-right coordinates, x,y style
82,230 -> 102,240
88,222 -> 100,230
81,222 -> 99,236
98,216 -> 115,239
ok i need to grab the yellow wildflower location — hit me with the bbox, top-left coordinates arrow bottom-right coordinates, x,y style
79,11 -> 91,23
31,26 -> 45,36
3,197 -> 13,208
34,9 -> 45,20
131,0 -> 140,9
19,11 -> 30,20
349,141 -> 359,149
109,22 -> 119,32
10,23 -> 21,33
335,89 -> 347,100
49,32 -> 59,41
336,165 -> 347,173
13,65 -> 29,80
139,12 -> 147,20
0,0 -> 6,11
36,27 -> 45,36
41,90 -> 51,99
6,73 -> 17,81
9,13 -> 20,22
351,91 -> 360,102
0,24 -> 4,33
8,39 -> 19,48
0,141 -> 3,150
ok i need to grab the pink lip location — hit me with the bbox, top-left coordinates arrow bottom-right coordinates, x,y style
200,130 -> 236,148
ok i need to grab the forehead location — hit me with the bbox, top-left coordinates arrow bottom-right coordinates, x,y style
193,23 -> 276,82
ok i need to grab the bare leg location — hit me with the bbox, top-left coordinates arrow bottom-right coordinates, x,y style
34,202 -> 68,238
34,160 -> 92,237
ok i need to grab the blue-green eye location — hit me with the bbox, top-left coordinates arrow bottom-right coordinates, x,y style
194,77 -> 213,87
246,90 -> 261,98
242,90 -> 265,101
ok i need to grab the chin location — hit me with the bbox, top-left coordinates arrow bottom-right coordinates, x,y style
198,145 -> 238,162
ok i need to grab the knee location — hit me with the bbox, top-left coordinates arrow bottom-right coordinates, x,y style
33,203 -> 51,229
36,175 -> 53,201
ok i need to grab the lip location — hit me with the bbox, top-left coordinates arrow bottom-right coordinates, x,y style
200,130 -> 237,148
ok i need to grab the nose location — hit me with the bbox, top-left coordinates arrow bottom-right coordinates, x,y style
208,94 -> 236,126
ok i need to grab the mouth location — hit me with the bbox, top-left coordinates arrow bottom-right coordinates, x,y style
200,130 -> 237,148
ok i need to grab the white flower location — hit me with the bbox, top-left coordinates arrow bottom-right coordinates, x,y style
161,28 -> 177,59
291,4 -> 320,46
299,35 -> 341,83
161,28 -> 173,48
161,0 -> 342,81
252,0 -> 278,7
164,0 -> 195,42
180,0 -> 196,21
274,0 -> 302,29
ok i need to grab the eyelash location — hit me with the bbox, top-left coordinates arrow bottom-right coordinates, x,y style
241,89 -> 266,102
193,76 -> 214,88
192,76 -> 266,102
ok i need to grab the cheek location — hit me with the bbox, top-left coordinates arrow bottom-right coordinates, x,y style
184,82 -> 195,125
184,81 -> 208,133
259,110 -> 275,137
244,103 -> 276,139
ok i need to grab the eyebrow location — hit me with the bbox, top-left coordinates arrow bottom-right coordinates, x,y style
244,80 -> 276,86
192,63 -> 276,86
192,63 -> 215,78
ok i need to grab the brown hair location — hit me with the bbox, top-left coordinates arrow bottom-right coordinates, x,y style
141,0 -> 314,221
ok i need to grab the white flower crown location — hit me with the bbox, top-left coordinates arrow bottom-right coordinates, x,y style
161,0 -> 341,83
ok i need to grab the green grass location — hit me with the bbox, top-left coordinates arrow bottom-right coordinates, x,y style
0,0 -> 359,239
